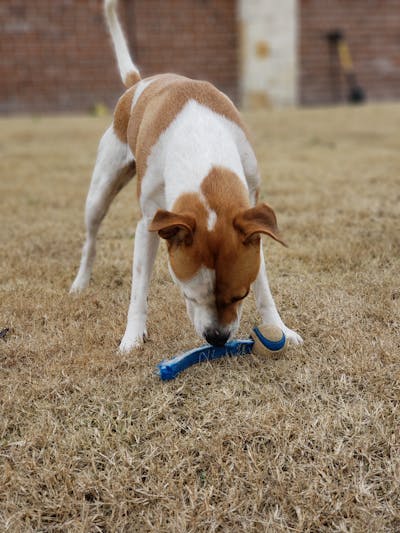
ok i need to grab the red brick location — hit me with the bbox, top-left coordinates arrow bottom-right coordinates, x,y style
0,0 -> 238,113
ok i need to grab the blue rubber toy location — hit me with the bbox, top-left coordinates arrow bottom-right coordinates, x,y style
156,325 -> 286,380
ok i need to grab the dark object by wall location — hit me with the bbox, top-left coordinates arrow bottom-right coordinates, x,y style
300,0 -> 400,105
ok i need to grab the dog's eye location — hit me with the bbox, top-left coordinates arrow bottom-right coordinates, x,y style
183,292 -> 196,303
230,290 -> 249,304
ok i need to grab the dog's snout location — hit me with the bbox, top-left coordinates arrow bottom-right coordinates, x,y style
204,328 -> 229,347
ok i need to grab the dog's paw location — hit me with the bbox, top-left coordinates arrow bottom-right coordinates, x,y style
69,277 -> 89,294
282,326 -> 303,346
69,284 -> 83,294
118,330 -> 148,353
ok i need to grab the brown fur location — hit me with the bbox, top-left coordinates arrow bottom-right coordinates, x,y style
150,167 -> 267,326
234,203 -> 286,246
124,71 -> 141,89
113,74 -> 247,183
113,86 -> 136,143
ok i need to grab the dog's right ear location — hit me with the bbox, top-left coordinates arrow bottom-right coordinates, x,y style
149,209 -> 196,244
233,203 -> 287,247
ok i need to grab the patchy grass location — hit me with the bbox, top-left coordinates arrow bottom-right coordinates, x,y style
0,104 -> 399,532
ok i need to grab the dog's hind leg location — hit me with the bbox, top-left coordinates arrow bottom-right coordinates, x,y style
70,126 -> 135,293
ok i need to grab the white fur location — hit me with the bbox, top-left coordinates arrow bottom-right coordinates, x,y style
119,217 -> 159,351
138,99 -> 255,211
169,265 -> 221,340
70,126 -> 134,293
169,264 -> 243,342
164,100 -> 247,206
206,209 -> 217,231
131,77 -> 158,112
253,248 -> 303,345
199,191 -> 218,231
104,0 -> 139,85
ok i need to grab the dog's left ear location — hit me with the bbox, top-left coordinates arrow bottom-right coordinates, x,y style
149,209 -> 196,244
233,203 -> 287,246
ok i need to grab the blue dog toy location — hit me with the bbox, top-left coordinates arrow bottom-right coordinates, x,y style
156,325 -> 286,380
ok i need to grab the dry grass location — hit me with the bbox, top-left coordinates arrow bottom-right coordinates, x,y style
1,103 -> 399,532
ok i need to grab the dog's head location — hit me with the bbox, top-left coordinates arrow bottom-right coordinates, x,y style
149,167 -> 285,345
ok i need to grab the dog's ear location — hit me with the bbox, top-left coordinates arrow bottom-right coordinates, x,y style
233,203 -> 287,246
149,209 -> 196,244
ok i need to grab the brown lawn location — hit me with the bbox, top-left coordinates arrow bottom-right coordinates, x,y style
0,104 -> 399,531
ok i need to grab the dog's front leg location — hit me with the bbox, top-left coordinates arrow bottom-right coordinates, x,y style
253,247 -> 303,345
119,217 -> 159,353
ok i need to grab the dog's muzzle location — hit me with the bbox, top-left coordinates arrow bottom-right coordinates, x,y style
204,327 -> 230,347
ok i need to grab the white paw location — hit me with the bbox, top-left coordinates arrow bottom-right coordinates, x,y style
69,283 -> 84,294
118,330 -> 147,353
69,277 -> 89,294
282,326 -> 303,346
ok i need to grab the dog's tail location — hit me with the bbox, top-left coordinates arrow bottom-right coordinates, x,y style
104,0 -> 141,88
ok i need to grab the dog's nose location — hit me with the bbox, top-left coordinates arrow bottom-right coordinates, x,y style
204,328 -> 229,347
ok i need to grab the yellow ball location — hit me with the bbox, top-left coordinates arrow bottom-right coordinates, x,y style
250,324 -> 287,356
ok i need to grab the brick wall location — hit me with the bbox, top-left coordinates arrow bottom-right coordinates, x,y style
0,0 -> 119,113
3,0 -> 399,112
0,0 -> 238,114
126,0 -> 238,102
299,0 -> 400,105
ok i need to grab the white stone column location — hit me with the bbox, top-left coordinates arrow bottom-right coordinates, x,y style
238,0 -> 298,108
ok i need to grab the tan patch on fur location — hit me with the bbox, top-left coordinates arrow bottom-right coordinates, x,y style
165,166 -> 260,325
113,85 -> 136,143
167,192 -> 209,280
201,168 -> 260,325
124,71 -> 141,88
233,203 -> 286,246
201,166 -> 250,214
126,74 -> 248,183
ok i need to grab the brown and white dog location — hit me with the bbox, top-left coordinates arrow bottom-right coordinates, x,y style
70,0 -> 303,352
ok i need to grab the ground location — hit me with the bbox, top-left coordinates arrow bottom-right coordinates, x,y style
0,104 -> 399,532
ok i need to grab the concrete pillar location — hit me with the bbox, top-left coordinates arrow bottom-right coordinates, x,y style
238,0 -> 298,108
